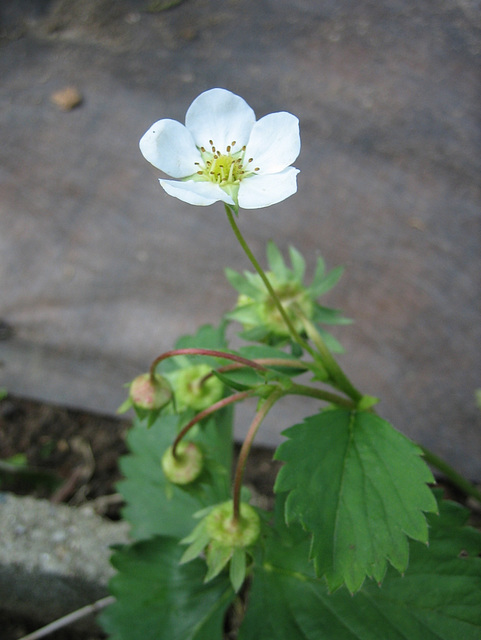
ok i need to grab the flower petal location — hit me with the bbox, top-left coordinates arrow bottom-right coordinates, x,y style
185,88 -> 256,153
139,119 -> 201,178
159,179 -> 235,207
244,112 -> 300,174
237,167 -> 299,209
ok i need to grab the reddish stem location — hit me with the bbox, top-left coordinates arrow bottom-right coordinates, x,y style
172,389 -> 255,457
149,348 -> 268,379
232,388 -> 284,523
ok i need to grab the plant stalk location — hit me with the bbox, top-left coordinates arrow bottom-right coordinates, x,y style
232,387 -> 284,523
421,446 -> 481,504
224,204 -> 318,361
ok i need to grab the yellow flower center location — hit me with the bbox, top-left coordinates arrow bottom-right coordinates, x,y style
195,140 -> 259,187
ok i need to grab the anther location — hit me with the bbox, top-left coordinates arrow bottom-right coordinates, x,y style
231,141 -> 236,146
209,139 -> 214,145
248,158 -> 254,163
254,167 -> 260,172
226,145 -> 231,152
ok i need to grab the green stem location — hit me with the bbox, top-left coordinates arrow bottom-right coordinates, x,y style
232,388 -> 283,523
224,204 -> 318,361
421,446 -> 481,503
287,383 -> 356,409
300,313 -> 363,402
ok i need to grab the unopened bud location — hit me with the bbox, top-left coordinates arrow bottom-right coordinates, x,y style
174,364 -> 223,412
206,500 -> 260,548
129,373 -> 172,411
161,441 -> 204,485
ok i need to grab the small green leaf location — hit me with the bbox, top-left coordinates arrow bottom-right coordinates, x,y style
274,409 -> 438,592
225,268 -> 264,300
266,240 -> 288,278
288,245 -> 306,280
229,547 -> 247,592
213,368 -> 264,392
99,537 -> 234,640
309,265 -> 344,298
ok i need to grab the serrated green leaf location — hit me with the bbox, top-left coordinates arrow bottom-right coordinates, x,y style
288,245 -> 306,280
118,413 -> 231,540
99,537 -> 234,640
266,240 -> 288,278
309,265 -> 344,298
274,409 -> 437,592
239,494 -> 481,640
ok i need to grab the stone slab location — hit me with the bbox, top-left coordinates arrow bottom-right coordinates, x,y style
0,0 -> 480,476
0,492 -> 129,631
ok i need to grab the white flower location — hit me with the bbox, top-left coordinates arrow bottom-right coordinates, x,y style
139,88 -> 300,210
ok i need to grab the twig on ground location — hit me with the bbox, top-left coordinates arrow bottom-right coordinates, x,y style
17,595 -> 115,640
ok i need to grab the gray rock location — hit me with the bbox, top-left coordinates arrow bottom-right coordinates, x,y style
0,492 -> 129,630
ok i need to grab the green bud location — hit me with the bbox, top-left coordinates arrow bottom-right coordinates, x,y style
129,373 -> 172,411
174,364 -> 223,412
258,273 -> 314,337
161,441 -> 204,485
205,500 -> 260,548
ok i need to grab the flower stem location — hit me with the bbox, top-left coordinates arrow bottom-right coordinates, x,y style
172,390 -> 255,457
232,387 -> 284,523
224,204 -> 318,361
300,313 -> 363,402
421,446 -> 481,503
150,347 -> 267,379
287,382 -> 356,409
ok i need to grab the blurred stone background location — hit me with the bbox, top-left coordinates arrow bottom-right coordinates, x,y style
0,0 -> 480,477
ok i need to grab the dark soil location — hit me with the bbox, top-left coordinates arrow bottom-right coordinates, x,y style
0,394 -> 281,640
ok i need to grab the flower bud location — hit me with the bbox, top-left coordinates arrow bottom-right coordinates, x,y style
205,500 -> 260,548
129,373 -> 172,411
174,364 -> 223,412
161,441 -> 204,485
